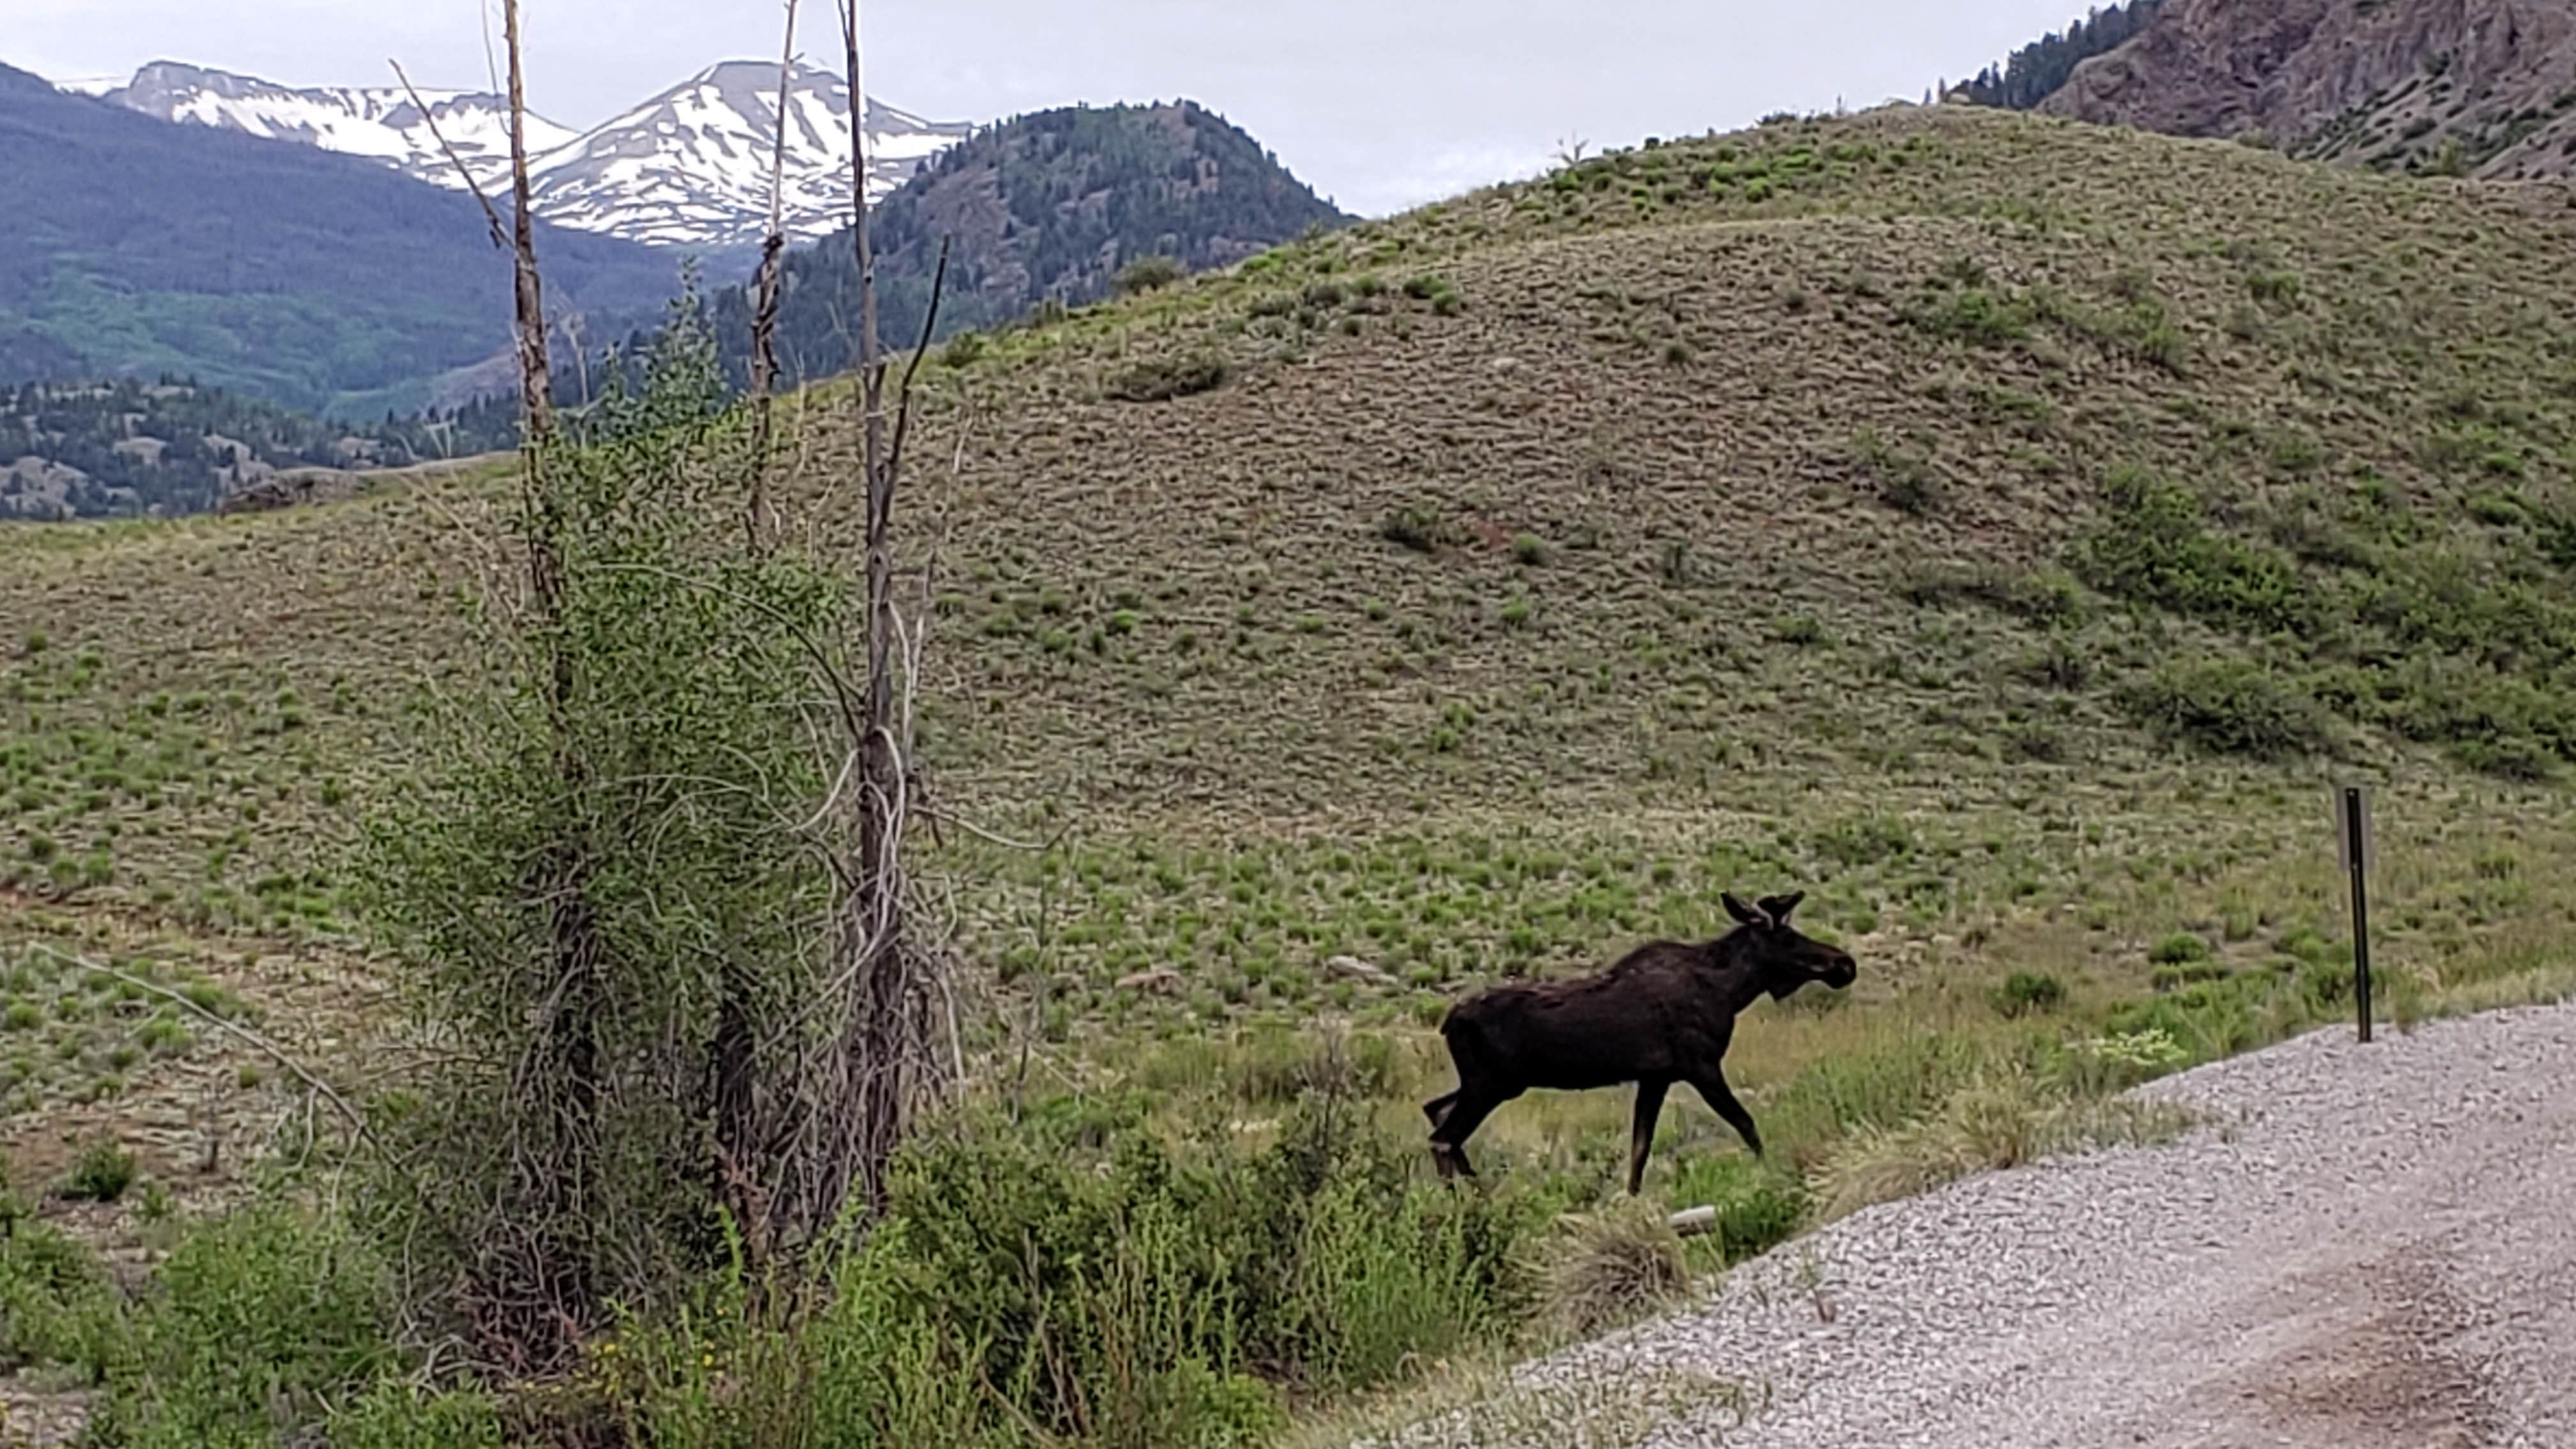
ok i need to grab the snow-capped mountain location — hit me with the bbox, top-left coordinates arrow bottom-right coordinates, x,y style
526,61 -> 966,248
87,61 -> 579,195
61,59 -> 970,250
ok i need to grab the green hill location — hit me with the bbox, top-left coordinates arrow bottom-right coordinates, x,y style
7,99 -> 2570,992
5,96 -> 2575,1448
636,98 -> 1351,394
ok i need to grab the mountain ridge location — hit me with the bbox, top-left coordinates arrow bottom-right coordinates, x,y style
595,98 -> 1353,409
0,60 -> 684,415
66,56 -> 972,248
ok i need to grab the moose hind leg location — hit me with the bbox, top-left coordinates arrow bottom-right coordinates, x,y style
1429,1085 -> 1510,1179
1627,1077 -> 1671,1196
1423,1089 -> 1460,1130
1689,1072 -> 1764,1158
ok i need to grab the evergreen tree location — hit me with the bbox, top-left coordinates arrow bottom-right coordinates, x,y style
1958,1 -> 2166,111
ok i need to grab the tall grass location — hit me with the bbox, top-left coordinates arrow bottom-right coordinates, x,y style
9,914 -> 2570,1448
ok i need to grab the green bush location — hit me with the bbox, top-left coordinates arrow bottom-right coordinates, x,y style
59,1140 -> 137,1203
0,1215 -> 127,1379
1905,286 -> 2035,346
1988,971 -> 2066,1018
882,1090 -> 1554,1414
590,1083 -> 1574,1447
1380,502 -> 1464,553
1901,564 -> 2087,626
2071,468 -> 2315,634
325,1381 -> 509,1449
2101,972 -> 2284,1062
2118,657 -> 2328,759
84,1200 -> 402,1448
2147,932 -> 2210,966
1107,353 -> 1233,402
1114,255 -> 1185,295
1665,1154 -> 1805,1262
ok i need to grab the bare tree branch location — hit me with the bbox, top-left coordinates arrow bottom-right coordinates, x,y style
745,0 -> 801,550
501,0 -> 554,447
389,59 -> 509,249
882,236 -> 952,488
31,945 -> 376,1149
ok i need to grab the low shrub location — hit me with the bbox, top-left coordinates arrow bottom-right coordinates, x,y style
1988,971 -> 2066,1018
2045,1025 -> 2191,1096
84,1200 -> 402,1447
2117,657 -> 2329,760
59,1139 -> 136,1203
1901,564 -> 2087,627
1380,502 -> 1464,553
1665,1154 -> 1805,1263
2071,468 -> 2315,634
2147,932 -> 2211,966
1535,1198 -> 1690,1336
2150,960 -> 2232,991
1807,1068 -> 2191,1222
1107,353 -> 1232,402
0,1214 -> 126,1379
2100,971 -> 2287,1062
1114,255 -> 1185,295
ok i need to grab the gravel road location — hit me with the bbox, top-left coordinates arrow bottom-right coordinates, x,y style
1517,999 -> 2576,1449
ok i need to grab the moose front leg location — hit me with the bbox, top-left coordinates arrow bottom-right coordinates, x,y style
1627,1077 -> 1671,1195
1689,1071 -> 1764,1158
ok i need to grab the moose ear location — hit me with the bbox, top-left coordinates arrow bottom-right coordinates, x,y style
1758,891 -> 1805,923
1722,893 -> 1772,928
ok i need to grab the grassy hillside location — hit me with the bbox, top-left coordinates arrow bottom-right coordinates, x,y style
3,101 -> 2574,1443
9,95 -> 2575,1027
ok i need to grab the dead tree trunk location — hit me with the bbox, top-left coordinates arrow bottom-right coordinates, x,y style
487,0 -> 604,1375
841,0 -> 905,1219
503,0 -> 553,451
813,0 -> 954,1225
742,0 -> 799,553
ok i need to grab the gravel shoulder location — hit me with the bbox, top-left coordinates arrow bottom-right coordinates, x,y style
1537,999 -> 2576,1449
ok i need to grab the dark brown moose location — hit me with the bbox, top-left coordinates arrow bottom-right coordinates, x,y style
1423,890 -> 1857,1193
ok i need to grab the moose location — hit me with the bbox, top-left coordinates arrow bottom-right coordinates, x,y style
1423,890 -> 1857,1194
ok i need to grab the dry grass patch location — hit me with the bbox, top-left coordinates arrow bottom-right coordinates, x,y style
1531,1197 -> 1694,1337
1807,1066 -> 2199,1223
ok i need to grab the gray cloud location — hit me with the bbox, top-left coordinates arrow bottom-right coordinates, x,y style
17,0 -> 2098,216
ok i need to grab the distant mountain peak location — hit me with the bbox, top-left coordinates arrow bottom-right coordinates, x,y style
525,57 -> 970,247
54,57 -> 972,250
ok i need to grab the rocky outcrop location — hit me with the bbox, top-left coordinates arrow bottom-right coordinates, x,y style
2039,0 -> 2576,180
213,466 -> 364,516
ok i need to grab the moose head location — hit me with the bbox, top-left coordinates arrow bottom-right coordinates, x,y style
1722,890 -> 1858,999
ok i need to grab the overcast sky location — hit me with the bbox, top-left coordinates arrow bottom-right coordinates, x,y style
15,0 -> 2094,217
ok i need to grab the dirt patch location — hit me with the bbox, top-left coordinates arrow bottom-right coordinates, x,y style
2234,1257 -> 2499,1449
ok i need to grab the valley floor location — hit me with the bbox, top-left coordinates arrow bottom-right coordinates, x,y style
1438,997 -> 2576,1449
